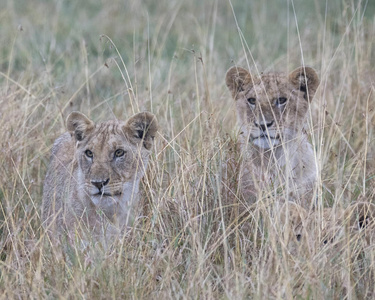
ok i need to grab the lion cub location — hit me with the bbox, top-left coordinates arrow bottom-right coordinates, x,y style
282,202 -> 375,251
42,111 -> 158,236
226,66 -> 320,207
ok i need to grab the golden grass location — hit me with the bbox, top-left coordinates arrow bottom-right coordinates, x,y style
0,0 -> 374,298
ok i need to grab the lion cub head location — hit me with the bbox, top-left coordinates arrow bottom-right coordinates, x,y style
281,202 -> 375,256
226,66 -> 319,149
66,111 -> 158,207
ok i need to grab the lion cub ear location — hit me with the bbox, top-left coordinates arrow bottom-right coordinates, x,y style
225,67 -> 253,99
289,67 -> 320,101
345,202 -> 375,230
124,112 -> 158,150
66,112 -> 95,141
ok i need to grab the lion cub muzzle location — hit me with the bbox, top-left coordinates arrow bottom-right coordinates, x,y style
91,178 -> 110,193
254,120 -> 274,132
251,119 -> 280,149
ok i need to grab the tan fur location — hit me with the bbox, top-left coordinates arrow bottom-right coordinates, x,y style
278,202 -> 308,255
42,111 -> 158,237
226,66 -> 320,207
306,207 -> 345,249
280,205 -> 342,255
344,202 -> 375,245
307,203 -> 375,248
282,202 -> 375,253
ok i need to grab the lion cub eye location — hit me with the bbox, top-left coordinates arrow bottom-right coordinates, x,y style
276,97 -> 287,106
85,150 -> 93,158
247,98 -> 256,105
114,149 -> 125,157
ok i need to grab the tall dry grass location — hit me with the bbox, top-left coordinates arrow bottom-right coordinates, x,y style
0,0 -> 374,298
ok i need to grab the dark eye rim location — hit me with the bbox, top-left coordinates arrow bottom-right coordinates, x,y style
276,97 -> 288,105
115,149 -> 125,157
247,97 -> 256,105
85,150 -> 93,158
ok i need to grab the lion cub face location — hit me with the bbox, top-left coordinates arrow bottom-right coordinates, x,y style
282,202 -> 375,255
226,66 -> 319,149
66,111 -> 158,206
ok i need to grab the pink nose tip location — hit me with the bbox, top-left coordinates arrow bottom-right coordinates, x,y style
254,121 -> 274,131
91,178 -> 109,190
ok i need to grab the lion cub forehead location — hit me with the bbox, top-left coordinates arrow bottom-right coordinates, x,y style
247,72 -> 290,96
258,73 -> 288,86
83,121 -> 128,149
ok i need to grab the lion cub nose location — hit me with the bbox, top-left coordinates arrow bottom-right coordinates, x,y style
91,178 -> 110,190
254,120 -> 274,131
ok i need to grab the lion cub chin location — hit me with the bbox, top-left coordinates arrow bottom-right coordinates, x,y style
226,66 -> 320,207
42,111 -> 158,239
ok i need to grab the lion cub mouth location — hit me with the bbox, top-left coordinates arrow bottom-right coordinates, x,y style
93,191 -> 122,197
251,134 -> 280,149
251,133 -> 280,140
258,133 -> 279,139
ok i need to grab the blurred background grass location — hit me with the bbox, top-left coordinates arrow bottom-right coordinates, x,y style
0,0 -> 375,298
